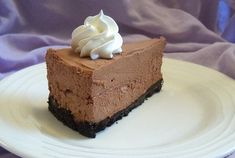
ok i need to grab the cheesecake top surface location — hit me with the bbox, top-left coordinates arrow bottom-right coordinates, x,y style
48,37 -> 165,71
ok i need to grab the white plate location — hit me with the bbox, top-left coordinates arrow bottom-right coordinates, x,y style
0,58 -> 235,158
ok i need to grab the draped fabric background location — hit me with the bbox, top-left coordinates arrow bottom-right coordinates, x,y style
0,0 -> 235,157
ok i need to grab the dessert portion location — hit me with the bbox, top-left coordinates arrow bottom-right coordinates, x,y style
46,10 -> 166,138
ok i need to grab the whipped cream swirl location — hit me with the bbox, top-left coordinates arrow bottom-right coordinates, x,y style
71,10 -> 123,59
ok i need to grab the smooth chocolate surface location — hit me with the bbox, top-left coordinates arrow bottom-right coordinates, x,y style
46,37 -> 166,123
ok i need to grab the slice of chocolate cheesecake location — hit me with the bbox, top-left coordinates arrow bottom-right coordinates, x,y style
46,37 -> 166,138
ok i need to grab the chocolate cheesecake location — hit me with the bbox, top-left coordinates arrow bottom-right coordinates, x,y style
46,37 -> 166,138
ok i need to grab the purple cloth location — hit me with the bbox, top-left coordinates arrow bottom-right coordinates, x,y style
0,0 -> 235,158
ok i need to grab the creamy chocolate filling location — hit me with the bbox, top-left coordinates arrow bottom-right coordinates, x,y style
46,37 -> 166,123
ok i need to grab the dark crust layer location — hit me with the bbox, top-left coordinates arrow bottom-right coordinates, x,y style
48,79 -> 163,138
